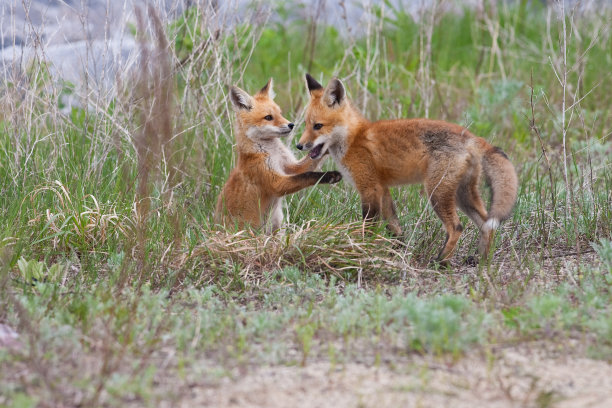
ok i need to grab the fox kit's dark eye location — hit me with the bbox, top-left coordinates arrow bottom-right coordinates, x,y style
313,123 -> 323,130
264,115 -> 273,121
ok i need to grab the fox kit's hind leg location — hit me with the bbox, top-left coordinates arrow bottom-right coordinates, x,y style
456,173 -> 494,263
430,198 -> 462,267
426,177 -> 463,267
265,198 -> 284,233
479,219 -> 498,261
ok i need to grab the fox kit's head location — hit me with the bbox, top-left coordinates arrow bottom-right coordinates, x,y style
297,74 -> 354,159
229,78 -> 294,141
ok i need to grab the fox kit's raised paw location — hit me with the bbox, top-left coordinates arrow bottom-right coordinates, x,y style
319,171 -> 342,184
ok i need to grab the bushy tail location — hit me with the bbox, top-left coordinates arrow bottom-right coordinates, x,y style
482,146 -> 518,231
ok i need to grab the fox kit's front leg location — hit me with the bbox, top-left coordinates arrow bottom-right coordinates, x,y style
359,185 -> 383,224
351,161 -> 402,236
272,171 -> 342,196
382,188 -> 402,236
358,185 -> 402,236
283,154 -> 325,174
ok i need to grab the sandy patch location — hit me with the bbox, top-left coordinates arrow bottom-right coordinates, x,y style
178,346 -> 612,408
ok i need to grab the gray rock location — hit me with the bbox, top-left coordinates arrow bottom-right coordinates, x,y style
0,0 -> 189,110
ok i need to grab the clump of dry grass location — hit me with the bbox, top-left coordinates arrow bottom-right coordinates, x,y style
25,180 -> 132,251
175,221 -> 416,284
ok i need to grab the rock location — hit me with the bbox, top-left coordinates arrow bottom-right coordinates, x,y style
0,0 -> 187,110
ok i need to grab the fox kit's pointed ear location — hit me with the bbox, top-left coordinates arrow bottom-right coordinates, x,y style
229,86 -> 253,111
257,78 -> 276,99
323,78 -> 346,108
305,73 -> 323,93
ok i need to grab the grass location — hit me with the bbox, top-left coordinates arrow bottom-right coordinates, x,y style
1,0 -> 611,406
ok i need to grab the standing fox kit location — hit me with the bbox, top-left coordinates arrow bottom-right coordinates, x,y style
215,79 -> 341,232
298,74 -> 518,265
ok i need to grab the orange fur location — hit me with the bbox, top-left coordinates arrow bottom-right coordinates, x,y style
298,74 -> 518,265
215,79 -> 341,232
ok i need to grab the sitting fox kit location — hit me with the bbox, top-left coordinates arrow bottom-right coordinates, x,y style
298,74 -> 518,265
215,79 -> 342,232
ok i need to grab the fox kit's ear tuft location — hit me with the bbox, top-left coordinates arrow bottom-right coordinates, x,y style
305,73 -> 323,92
229,86 -> 253,111
324,78 -> 346,108
258,78 -> 276,99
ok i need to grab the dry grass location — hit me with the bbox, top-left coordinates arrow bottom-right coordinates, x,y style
25,180 -> 132,251
175,221 -> 412,284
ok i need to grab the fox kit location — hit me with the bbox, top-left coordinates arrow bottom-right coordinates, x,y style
298,74 -> 518,266
215,79 -> 341,232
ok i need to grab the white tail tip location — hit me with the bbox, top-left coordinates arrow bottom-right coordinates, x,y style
483,218 -> 500,232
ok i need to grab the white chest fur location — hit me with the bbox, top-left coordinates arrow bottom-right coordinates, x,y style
329,143 -> 355,187
255,139 -> 294,175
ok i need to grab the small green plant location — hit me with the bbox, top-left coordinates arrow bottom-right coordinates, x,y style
296,319 -> 317,366
17,257 -> 64,284
401,295 -> 488,356
592,238 -> 612,271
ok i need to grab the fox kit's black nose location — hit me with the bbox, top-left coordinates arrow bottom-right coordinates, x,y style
288,123 -> 294,130
296,143 -> 303,150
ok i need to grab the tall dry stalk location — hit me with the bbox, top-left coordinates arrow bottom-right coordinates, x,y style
416,0 -> 439,118
547,2 -> 582,221
481,0 -> 507,81
304,0 -> 326,73
559,0 -> 571,221
132,6 -> 178,274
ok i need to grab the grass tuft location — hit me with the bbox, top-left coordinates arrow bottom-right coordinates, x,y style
177,221 -> 413,285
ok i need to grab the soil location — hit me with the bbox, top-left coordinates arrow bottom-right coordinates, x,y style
169,343 -> 612,408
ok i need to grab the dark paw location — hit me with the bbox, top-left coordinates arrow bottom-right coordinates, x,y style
464,255 -> 478,267
321,171 -> 342,184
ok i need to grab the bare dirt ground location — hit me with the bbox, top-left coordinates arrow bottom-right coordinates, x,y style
178,345 -> 612,408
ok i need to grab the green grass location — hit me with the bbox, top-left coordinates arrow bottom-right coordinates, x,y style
1,1 -> 611,406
